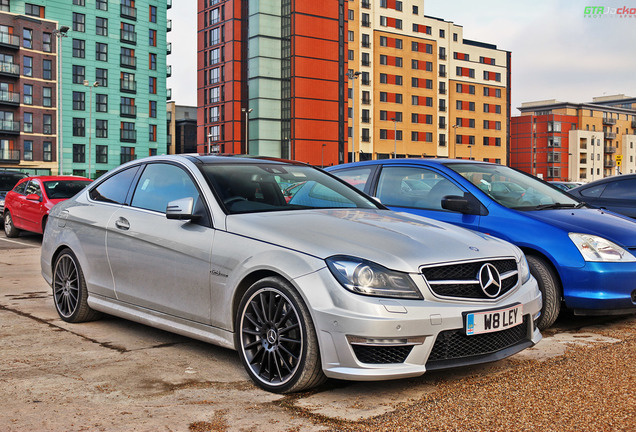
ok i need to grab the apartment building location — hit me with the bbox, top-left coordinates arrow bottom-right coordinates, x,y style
510,96 -> 636,182
197,0 -> 510,166
1,0 -> 170,178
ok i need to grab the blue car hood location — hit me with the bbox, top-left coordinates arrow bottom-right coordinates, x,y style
524,208 -> 636,248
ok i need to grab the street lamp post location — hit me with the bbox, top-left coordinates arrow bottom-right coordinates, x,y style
83,80 -> 99,179
242,107 -> 253,154
591,135 -> 596,181
468,145 -> 472,160
347,70 -> 360,163
207,133 -> 213,154
391,117 -> 397,158
53,25 -> 69,175
321,143 -> 326,167
451,124 -> 460,158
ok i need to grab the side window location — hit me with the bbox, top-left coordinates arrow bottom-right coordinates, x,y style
600,179 -> 636,200
131,163 -> 199,213
331,167 -> 373,192
25,181 -> 42,197
578,184 -> 606,198
13,181 -> 28,195
376,166 -> 462,210
89,166 -> 140,204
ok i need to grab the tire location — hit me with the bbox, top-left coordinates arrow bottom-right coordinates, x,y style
4,211 -> 20,238
235,276 -> 326,393
52,248 -> 102,323
527,255 -> 561,330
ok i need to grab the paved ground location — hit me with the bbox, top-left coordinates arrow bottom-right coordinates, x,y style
0,232 -> 634,431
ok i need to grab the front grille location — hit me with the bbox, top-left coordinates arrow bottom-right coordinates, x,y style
352,345 -> 413,364
426,316 -> 529,366
422,259 -> 518,300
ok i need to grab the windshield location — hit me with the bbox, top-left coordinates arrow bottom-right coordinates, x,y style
199,163 -> 381,214
43,180 -> 92,199
446,163 -> 582,210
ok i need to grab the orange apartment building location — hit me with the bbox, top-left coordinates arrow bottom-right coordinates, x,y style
197,0 -> 510,166
510,95 -> 636,182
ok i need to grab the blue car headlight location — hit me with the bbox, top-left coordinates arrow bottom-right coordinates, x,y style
326,256 -> 423,299
569,233 -> 636,262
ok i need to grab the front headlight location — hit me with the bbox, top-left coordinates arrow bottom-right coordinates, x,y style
326,256 -> 423,299
569,233 -> 636,262
519,254 -> 531,283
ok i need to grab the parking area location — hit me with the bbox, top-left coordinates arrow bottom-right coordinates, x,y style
1,232 -> 634,432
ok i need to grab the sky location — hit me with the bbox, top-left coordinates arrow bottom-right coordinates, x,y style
167,0 -> 636,114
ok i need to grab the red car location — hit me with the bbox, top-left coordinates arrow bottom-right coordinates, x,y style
3,176 -> 92,237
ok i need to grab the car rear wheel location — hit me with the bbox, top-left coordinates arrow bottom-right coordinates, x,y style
527,255 -> 561,330
236,276 -> 326,393
52,249 -> 102,323
4,211 -> 20,238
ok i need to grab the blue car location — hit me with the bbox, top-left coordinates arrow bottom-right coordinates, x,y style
327,159 -> 636,329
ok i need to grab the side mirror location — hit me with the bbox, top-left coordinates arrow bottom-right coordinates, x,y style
442,193 -> 488,216
166,197 -> 200,220
26,193 -> 42,202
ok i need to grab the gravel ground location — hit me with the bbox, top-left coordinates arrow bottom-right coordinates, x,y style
304,317 -> 636,432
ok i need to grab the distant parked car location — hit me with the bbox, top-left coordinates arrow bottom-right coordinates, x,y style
327,159 -> 636,330
549,181 -> 582,191
568,174 -> 636,219
4,176 -> 92,237
41,155 -> 542,393
0,170 -> 27,222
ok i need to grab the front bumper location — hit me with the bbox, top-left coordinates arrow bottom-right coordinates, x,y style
294,268 -> 542,381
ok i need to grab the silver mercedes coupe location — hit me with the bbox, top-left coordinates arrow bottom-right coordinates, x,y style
41,155 -> 542,393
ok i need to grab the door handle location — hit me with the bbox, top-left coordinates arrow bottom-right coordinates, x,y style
115,217 -> 130,230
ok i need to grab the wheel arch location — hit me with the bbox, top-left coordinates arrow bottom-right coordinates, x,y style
519,247 -> 563,294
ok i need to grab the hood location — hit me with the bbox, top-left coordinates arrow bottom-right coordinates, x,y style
226,209 -> 519,272
524,208 -> 636,248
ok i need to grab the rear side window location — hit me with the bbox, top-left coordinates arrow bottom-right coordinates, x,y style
331,167 -> 373,192
89,166 -> 140,204
600,179 -> 636,199
578,184 -> 606,198
12,180 -> 28,195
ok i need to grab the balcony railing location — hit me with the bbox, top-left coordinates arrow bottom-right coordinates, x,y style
361,20 -> 370,27
362,41 -> 371,48
120,30 -> 137,44
439,122 -> 446,129
361,116 -> 370,123
120,129 -> 137,142
602,117 -> 616,125
0,32 -> 20,48
167,42 -> 172,54
167,65 -> 172,77
361,136 -> 370,142
120,79 -> 137,93
604,145 -> 617,154
439,71 -> 446,77
0,120 -> 20,133
605,132 -> 616,139
0,62 -> 20,76
0,149 -> 20,162
120,104 -> 137,117
120,55 -> 137,69
121,5 -> 137,20
167,88 -> 172,100
167,19 -> 172,32
361,0 -> 370,8
0,90 -> 20,105
632,120 -> 636,129
604,160 -> 616,168
439,105 -> 446,112
579,158 -> 587,164
439,54 -> 447,60
120,153 -> 137,164
167,0 -> 172,9
361,97 -> 371,105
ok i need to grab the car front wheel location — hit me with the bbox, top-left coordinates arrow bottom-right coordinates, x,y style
527,255 -> 561,330
52,249 -> 102,323
4,211 -> 20,238
236,276 -> 326,393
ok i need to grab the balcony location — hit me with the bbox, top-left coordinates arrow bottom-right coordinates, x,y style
602,117 -> 616,125
167,19 -> 172,32
0,120 -> 20,134
120,30 -> 137,44
167,88 -> 172,100
579,158 -> 587,164
604,145 -> 617,154
167,0 -> 172,9
361,0 -> 370,8
361,136 -> 370,142
167,42 -> 172,55
120,55 -> 137,69
604,160 -> 616,168
439,71 -> 446,77
120,104 -> 137,118
361,97 -> 371,105
120,129 -> 137,143
0,149 -> 20,163
362,41 -> 371,48
120,153 -> 137,164
439,88 -> 446,95
438,105 -> 446,112
0,62 -> 20,77
361,20 -> 370,27
605,132 -> 616,139
439,122 -> 446,129
121,4 -> 137,20
439,54 -> 447,60
0,32 -> 19,49
361,59 -> 370,67
439,139 -> 446,146
120,79 -> 137,93
632,120 -> 636,129
0,90 -> 20,105
361,115 -> 370,123
167,65 -> 172,77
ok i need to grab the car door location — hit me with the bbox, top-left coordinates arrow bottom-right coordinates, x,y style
16,179 -> 44,232
106,162 -> 215,324
371,165 -> 481,230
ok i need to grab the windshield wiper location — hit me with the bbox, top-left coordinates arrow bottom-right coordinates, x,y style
534,202 -> 583,210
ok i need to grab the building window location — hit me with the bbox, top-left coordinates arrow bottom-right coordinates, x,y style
149,101 -> 157,118
96,68 -> 108,87
149,76 -> 157,94
25,4 -> 43,17
120,96 -> 136,116
22,29 -> 33,49
0,0 -> 9,12
43,87 -> 52,107
96,120 -> 108,138
73,91 -> 85,110
121,146 -> 135,163
24,141 -> 33,161
23,56 -> 33,76
149,29 -> 157,47
149,5 -> 157,22
43,142 -> 52,161
73,144 -> 86,163
73,0 -> 85,5
73,39 -> 85,58
96,43 -> 108,61
149,53 -> 157,70
96,94 -> 107,112
42,32 -> 52,52
121,122 -> 136,142
121,22 -> 136,43
96,17 -> 108,36
43,115 -> 52,134
121,47 -> 135,68
43,59 -> 52,80
24,113 -> 33,132
73,118 -> 85,137
23,84 -> 33,105
96,145 -> 108,163
96,0 -> 107,11
149,124 -> 157,142
73,13 -> 86,32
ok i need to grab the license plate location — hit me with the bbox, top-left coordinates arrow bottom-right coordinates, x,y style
465,304 -> 523,336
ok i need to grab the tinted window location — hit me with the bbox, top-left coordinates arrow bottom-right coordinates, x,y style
131,163 -> 199,213
376,166 -> 461,210
89,166 -> 140,204
578,184 -> 606,198
600,179 -> 636,199
44,180 -> 92,199
13,180 -> 28,195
